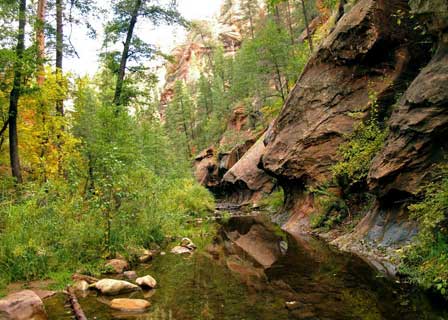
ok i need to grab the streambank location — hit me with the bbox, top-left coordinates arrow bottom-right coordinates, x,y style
3,212 -> 447,319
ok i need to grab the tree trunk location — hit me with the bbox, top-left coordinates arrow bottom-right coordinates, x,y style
271,55 -> 286,103
179,96 -> 193,157
248,5 -> 255,39
301,0 -> 314,52
56,0 -> 64,115
286,0 -> 295,45
8,0 -> 26,183
113,0 -> 142,107
37,0 -> 47,85
67,288 -> 87,320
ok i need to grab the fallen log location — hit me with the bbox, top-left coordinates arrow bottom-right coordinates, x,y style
67,288 -> 87,320
72,273 -> 98,284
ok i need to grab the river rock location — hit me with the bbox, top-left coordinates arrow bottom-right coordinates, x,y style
285,301 -> 302,310
136,275 -> 157,289
0,290 -> 47,320
105,259 -> 129,274
123,270 -> 137,280
180,237 -> 196,250
110,298 -> 151,312
72,273 -> 98,284
138,250 -> 153,263
92,279 -> 139,295
73,280 -> 89,291
171,246 -> 192,255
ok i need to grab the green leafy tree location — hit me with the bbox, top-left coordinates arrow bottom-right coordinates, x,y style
165,81 -> 196,157
104,0 -> 182,107
240,0 -> 260,39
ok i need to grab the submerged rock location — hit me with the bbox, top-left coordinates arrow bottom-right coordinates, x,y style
123,271 -> 137,280
0,290 -> 47,320
105,259 -> 129,274
136,275 -> 157,289
92,279 -> 139,295
110,298 -> 150,312
138,254 -> 153,263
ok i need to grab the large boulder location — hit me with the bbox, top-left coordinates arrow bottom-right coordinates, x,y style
262,0 -> 416,185
193,106 -> 261,195
368,39 -> 448,199
0,290 -> 47,320
218,138 -> 257,175
193,147 -> 220,190
223,130 -> 276,203
92,279 -> 139,295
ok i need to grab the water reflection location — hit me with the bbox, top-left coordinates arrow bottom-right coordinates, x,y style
44,219 -> 448,320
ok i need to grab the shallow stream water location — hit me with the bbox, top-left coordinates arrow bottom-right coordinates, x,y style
44,217 -> 448,320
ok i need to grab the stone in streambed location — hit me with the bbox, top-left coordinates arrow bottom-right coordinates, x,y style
171,246 -> 192,255
171,238 -> 197,255
123,270 -> 137,280
0,290 -> 47,320
110,298 -> 150,312
138,250 -> 153,263
285,301 -> 302,310
73,280 -> 90,291
105,259 -> 129,274
92,279 -> 139,295
180,237 -> 196,250
136,275 -> 157,289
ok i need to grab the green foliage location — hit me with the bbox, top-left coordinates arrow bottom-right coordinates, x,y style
400,164 -> 448,298
309,185 -> 348,229
164,15 -> 312,158
332,96 -> 388,186
259,188 -> 285,212
0,73 -> 214,287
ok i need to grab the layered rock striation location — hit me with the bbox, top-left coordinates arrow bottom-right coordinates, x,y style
256,0 -> 447,268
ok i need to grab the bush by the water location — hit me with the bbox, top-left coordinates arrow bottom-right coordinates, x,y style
332,97 -> 388,187
0,76 -> 214,289
400,164 -> 448,298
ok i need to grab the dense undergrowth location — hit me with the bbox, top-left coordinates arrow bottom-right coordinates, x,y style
0,71 -> 214,290
400,164 -> 448,298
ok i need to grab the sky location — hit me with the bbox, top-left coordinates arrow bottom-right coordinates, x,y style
65,0 -> 223,77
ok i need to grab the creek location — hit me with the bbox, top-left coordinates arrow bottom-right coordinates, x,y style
44,214 -> 447,320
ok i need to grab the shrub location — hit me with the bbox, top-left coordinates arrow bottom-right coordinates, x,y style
400,164 -> 448,298
332,96 -> 388,187
259,188 -> 284,212
309,185 -> 348,229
